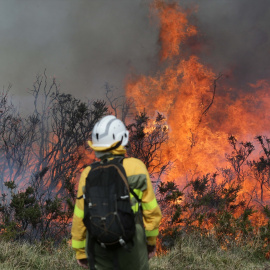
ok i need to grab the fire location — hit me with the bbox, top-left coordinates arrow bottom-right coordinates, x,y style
154,2 -> 197,61
126,4 -> 270,254
125,2 -> 270,191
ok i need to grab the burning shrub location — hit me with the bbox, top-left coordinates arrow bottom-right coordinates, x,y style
127,110 -> 170,177
0,72 -> 108,242
157,136 -> 270,258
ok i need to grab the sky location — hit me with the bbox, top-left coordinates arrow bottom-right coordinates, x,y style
0,0 -> 269,111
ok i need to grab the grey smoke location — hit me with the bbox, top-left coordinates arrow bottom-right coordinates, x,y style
179,0 -> 270,89
0,0 -> 269,110
0,0 -> 159,109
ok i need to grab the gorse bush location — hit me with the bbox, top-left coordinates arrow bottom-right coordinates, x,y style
157,135 -> 270,258
0,73 -> 108,242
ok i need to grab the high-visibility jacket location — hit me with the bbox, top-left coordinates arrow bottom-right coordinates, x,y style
71,156 -> 162,260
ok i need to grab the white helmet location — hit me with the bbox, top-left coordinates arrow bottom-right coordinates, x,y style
91,115 -> 129,147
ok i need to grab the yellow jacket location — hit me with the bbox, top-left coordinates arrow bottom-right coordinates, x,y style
71,156 -> 162,260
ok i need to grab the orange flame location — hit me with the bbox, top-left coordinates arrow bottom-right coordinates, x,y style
125,2 -> 270,192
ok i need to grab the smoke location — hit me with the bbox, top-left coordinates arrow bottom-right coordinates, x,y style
176,0 -> 270,89
0,0 -> 159,108
0,0 -> 269,109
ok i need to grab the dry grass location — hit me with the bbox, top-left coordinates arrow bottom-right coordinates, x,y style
1,235 -> 270,270
150,234 -> 270,270
0,240 -> 80,270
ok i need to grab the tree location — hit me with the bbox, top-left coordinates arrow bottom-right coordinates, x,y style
127,110 -> 171,180
225,135 -> 254,183
248,136 -> 270,203
105,83 -> 134,123
0,72 -> 108,241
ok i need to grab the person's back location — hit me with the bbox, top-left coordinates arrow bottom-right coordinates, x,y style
71,115 -> 162,270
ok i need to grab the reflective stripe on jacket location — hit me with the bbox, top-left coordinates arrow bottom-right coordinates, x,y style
71,156 -> 162,260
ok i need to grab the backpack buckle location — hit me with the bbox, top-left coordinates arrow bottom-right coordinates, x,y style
119,237 -> 126,246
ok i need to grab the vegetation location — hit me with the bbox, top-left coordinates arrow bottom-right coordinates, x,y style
0,72 -> 108,242
151,233 -> 270,270
0,239 -> 79,270
1,73 -> 270,269
1,234 -> 270,270
157,135 -> 270,263
0,73 -> 169,244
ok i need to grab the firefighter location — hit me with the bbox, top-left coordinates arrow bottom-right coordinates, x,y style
71,115 -> 162,270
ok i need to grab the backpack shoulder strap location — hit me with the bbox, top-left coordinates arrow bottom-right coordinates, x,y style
77,158 -> 142,203
89,161 -> 101,169
76,161 -> 101,200
129,188 -> 141,203
111,157 -> 141,203
110,156 -> 125,164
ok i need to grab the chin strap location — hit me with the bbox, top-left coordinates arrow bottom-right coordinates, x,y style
98,139 -> 123,152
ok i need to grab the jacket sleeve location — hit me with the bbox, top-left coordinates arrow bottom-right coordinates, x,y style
71,167 -> 90,260
141,165 -> 162,246
124,158 -> 162,246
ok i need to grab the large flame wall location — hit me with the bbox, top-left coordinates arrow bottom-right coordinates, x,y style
125,3 -> 270,185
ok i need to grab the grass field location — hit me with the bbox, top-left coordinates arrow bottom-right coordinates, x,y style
1,234 -> 270,270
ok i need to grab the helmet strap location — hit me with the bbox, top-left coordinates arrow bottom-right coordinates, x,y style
98,138 -> 123,153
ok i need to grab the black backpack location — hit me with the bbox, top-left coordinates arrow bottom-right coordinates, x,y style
82,157 -> 140,249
